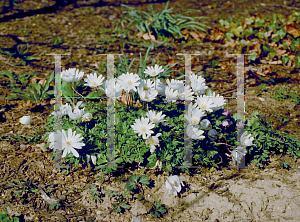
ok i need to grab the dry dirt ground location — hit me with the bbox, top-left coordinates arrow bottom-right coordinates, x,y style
0,0 -> 300,221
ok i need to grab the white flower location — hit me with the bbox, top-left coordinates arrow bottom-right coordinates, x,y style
82,113 -> 92,122
49,104 -> 69,117
240,131 -> 256,147
184,103 -> 205,126
165,86 -> 178,103
62,128 -> 85,158
146,110 -> 166,124
186,124 -> 205,140
144,64 -> 164,77
177,85 -> 194,101
19,115 -> 31,125
200,119 -> 212,130
138,79 -> 155,93
84,73 -> 105,88
61,68 -> 84,82
104,78 -> 123,99
166,79 -> 185,91
195,95 -> 215,113
154,79 -> 166,96
146,133 -> 162,153
138,88 -> 158,102
131,117 -> 155,139
86,154 -> 97,165
47,131 -> 63,150
117,72 -> 140,94
165,175 -> 184,196
207,92 -> 226,111
190,74 -> 208,96
208,129 -> 218,141
66,103 -> 85,120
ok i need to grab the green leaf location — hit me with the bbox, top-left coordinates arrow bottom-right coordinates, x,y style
127,171 -> 140,181
277,29 -> 286,38
124,181 -> 136,191
248,53 -> 257,61
271,35 -> 280,42
290,44 -> 296,52
262,45 -> 271,53
268,50 -> 276,59
208,60 -> 219,68
86,91 -> 100,98
121,204 -> 130,209
139,176 -> 150,185
281,56 -> 289,65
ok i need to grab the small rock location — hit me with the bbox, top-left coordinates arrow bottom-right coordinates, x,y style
131,216 -> 141,222
131,200 -> 147,216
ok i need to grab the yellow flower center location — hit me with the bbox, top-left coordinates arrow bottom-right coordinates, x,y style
143,86 -> 148,91
150,139 -> 155,145
153,118 -> 158,122
127,80 -> 132,86
152,71 -> 157,76
201,104 -> 207,109
192,119 -> 197,124
141,126 -> 146,132
92,81 -> 97,86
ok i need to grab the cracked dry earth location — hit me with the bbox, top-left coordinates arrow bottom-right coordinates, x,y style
48,157 -> 300,222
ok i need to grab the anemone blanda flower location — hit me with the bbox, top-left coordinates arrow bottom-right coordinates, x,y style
81,113 -> 92,122
190,74 -> 208,96
177,85 -> 194,101
138,79 -> 155,93
240,131 -> 256,147
47,128 -> 85,157
84,73 -> 105,88
66,102 -> 85,120
144,64 -> 164,77
165,175 -> 184,196
61,128 -> 85,158
61,68 -> 84,82
166,79 -> 185,91
207,92 -> 226,111
165,86 -> 178,103
146,110 -> 166,124
103,78 -> 123,99
138,89 -> 158,102
145,133 -> 162,153
200,119 -> 212,130
186,124 -> 205,140
49,103 -> 69,117
195,95 -> 215,113
19,115 -> 31,125
184,103 -> 205,126
86,154 -> 97,165
131,117 -> 155,139
117,72 -> 140,94
154,78 -> 166,96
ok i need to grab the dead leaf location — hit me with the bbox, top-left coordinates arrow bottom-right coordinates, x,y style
133,99 -> 143,108
264,30 -> 272,38
210,28 -> 224,41
118,93 -> 133,106
17,100 -> 36,108
286,24 -> 300,38
189,31 -> 201,41
269,60 -> 282,64
142,32 -> 155,40
274,48 -> 286,57
271,33 -> 279,38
